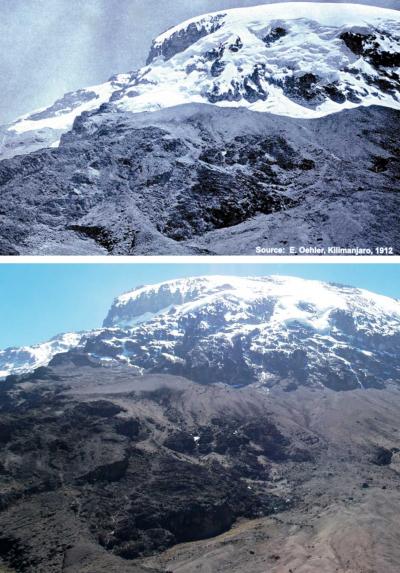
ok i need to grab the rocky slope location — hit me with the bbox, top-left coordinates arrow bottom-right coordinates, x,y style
0,103 -> 399,255
2,3 -> 399,158
0,367 -> 296,573
2,275 -> 400,391
0,350 -> 399,572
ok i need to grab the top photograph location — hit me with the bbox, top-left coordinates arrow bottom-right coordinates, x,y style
0,0 -> 399,257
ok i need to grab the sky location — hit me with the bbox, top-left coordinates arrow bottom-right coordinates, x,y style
0,263 -> 398,349
1,0 -> 398,123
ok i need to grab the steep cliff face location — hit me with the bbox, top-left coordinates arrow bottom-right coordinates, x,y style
146,13 -> 226,63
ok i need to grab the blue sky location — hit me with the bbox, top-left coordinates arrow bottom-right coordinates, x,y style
0,263 -> 398,349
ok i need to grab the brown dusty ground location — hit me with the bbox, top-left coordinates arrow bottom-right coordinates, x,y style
142,383 -> 400,573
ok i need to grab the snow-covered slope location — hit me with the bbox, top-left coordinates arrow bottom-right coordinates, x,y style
1,3 -> 399,158
120,2 -> 400,118
1,276 -> 399,390
11,75 -> 135,136
0,73 -> 135,159
0,332 -> 86,378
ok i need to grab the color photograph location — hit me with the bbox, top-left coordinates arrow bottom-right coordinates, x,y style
0,263 -> 399,572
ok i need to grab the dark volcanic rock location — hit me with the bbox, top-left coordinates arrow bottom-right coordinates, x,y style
0,366 -> 295,572
73,400 -> 125,418
279,73 -> 325,105
164,431 -> 196,454
371,447 -> 393,466
263,27 -> 287,47
0,348 -> 399,573
341,31 -> 400,68
147,15 -> 226,64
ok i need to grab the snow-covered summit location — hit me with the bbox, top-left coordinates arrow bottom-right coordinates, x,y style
2,275 -> 399,391
104,275 -> 400,335
1,3 -> 399,157
77,275 -> 400,390
152,2 -> 397,47
120,2 -> 400,118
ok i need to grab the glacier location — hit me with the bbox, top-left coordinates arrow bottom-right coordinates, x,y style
1,275 -> 399,391
1,2 -> 399,159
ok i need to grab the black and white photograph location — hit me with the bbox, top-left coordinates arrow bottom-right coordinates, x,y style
0,0 -> 399,255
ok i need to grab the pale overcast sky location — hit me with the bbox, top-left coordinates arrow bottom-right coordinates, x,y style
0,0 -> 398,123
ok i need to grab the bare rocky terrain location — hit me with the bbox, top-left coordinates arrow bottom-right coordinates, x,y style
0,104 -> 399,255
0,358 -> 399,573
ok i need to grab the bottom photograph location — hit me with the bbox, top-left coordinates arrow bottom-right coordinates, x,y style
0,263 -> 399,573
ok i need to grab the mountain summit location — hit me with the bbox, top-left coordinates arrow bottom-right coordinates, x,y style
1,2 -> 399,158
2,275 -> 400,390
139,2 -> 400,117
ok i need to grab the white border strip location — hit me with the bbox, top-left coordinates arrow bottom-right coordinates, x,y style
1,256 -> 400,264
